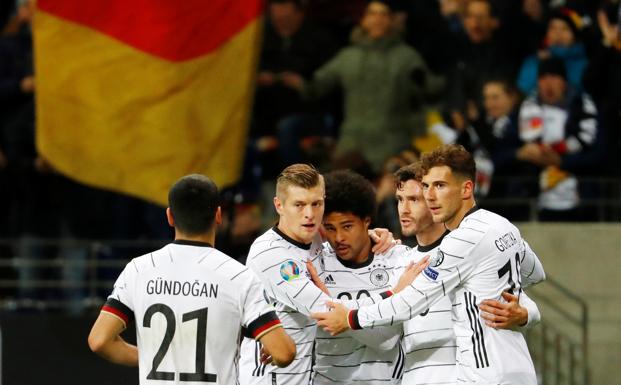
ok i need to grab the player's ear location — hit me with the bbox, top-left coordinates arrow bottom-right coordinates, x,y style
363,216 -> 371,230
215,206 -> 222,225
166,207 -> 175,227
462,179 -> 474,199
274,196 -> 284,215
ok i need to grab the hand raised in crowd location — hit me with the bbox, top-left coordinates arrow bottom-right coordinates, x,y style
393,256 -> 430,293
279,71 -> 304,91
598,10 -> 620,47
479,291 -> 528,329
257,71 -> 276,86
538,145 -> 562,167
20,75 -> 35,93
516,142 -> 546,165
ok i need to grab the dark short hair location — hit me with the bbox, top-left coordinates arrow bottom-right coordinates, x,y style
276,163 -> 323,199
394,163 -> 420,190
168,174 -> 219,235
418,144 -> 476,183
483,77 -> 519,96
324,170 -> 376,221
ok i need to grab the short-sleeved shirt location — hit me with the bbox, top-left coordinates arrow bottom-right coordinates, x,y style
103,240 -> 280,385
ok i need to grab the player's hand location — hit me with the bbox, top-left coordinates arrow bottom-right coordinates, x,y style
306,261 -> 329,295
311,301 -> 350,336
393,256 -> 429,293
479,292 -> 528,329
260,346 -> 274,365
369,228 -> 399,254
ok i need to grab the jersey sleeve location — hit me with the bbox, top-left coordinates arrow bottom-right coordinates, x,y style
240,269 -> 283,340
519,291 -> 541,329
247,246 -> 391,316
101,261 -> 137,328
519,240 -> 546,287
350,241 -> 478,330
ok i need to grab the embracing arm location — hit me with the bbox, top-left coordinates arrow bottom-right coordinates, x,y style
520,239 -> 545,287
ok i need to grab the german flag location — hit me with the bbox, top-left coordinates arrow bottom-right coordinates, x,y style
34,0 -> 262,205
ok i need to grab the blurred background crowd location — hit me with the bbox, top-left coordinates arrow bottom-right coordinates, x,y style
0,0 -> 620,310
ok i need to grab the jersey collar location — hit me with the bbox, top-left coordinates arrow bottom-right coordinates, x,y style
272,225 -> 311,250
463,205 -> 480,219
173,239 -> 213,248
417,230 -> 450,252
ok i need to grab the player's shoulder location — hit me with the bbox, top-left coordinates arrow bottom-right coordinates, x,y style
128,244 -> 172,272
440,208 -> 497,253
247,228 -> 290,259
377,244 -> 412,260
452,208 -> 513,238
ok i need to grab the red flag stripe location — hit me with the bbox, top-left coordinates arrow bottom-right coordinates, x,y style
37,0 -> 263,62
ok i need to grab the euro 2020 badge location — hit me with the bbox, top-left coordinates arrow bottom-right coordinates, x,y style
280,260 -> 301,281
370,267 -> 389,287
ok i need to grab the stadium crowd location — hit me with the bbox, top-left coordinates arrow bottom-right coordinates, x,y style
0,0 -> 619,308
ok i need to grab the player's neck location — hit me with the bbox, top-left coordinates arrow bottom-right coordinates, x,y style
353,237 -> 373,264
416,222 -> 447,247
174,231 -> 216,247
445,199 -> 477,230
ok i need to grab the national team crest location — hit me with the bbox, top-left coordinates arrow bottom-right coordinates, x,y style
370,268 -> 389,287
430,249 -> 444,267
280,260 -> 301,281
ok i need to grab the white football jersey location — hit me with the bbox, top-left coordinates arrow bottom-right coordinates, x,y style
351,208 -> 542,384
400,232 -> 457,385
240,227 -> 392,385
102,240 -> 281,385
312,243 -> 405,385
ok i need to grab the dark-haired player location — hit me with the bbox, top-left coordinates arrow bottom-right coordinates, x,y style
88,174 -> 296,385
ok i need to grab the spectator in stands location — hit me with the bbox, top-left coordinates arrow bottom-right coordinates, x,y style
445,0 -> 517,116
251,0 -> 338,176
583,3 -> 621,177
464,78 -> 539,220
517,57 -> 601,221
282,0 -> 444,172
517,7 -> 588,95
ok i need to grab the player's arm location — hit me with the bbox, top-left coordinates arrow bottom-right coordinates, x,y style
248,249 -> 392,316
256,326 -> 296,367
241,272 -> 296,367
520,239 -> 546,287
312,249 -> 475,335
88,311 -> 138,366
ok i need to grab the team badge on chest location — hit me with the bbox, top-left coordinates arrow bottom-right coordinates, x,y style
370,268 -> 389,287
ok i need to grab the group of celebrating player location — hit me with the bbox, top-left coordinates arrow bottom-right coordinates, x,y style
87,144 -> 546,385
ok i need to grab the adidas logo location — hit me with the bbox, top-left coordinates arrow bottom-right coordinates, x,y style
324,274 -> 336,285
